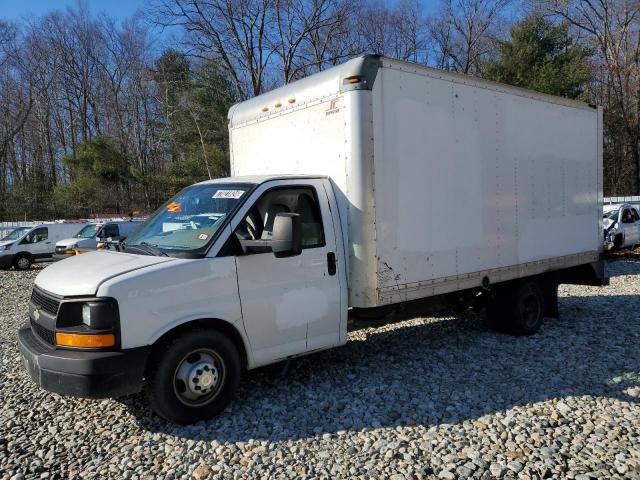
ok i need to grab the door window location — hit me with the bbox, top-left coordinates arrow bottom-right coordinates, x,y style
632,209 -> 640,222
622,209 -> 634,223
235,186 -> 325,252
101,224 -> 119,238
22,227 -> 48,244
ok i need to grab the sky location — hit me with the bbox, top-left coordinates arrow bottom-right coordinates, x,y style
0,0 -> 148,23
2,0 -> 441,24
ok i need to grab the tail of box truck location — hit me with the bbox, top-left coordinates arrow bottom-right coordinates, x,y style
229,55 -> 604,309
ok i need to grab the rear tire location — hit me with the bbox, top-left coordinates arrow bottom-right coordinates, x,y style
144,328 -> 241,424
13,255 -> 32,271
485,280 -> 545,336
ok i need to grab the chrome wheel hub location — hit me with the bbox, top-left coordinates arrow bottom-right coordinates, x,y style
173,349 -> 225,406
187,361 -> 218,394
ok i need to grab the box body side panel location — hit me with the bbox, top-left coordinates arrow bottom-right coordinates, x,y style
372,64 -> 600,304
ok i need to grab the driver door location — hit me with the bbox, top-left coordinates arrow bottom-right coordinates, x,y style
22,227 -> 51,259
621,208 -> 638,246
231,180 -> 342,365
630,208 -> 640,245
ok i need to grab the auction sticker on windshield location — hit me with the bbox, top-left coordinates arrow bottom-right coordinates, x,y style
196,233 -> 209,241
167,202 -> 182,213
213,190 -> 245,199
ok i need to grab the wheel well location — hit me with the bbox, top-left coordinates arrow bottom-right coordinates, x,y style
149,319 -> 249,370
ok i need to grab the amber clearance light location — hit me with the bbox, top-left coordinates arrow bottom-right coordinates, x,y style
344,75 -> 362,85
56,332 -> 115,348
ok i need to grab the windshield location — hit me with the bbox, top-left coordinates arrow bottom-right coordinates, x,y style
125,183 -> 251,254
604,210 -> 619,222
1,227 -> 30,241
75,224 -> 101,238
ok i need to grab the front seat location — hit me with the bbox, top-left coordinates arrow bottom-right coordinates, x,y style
261,203 -> 289,239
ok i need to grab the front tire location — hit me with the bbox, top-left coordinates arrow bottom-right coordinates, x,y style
144,328 -> 241,424
13,255 -> 32,271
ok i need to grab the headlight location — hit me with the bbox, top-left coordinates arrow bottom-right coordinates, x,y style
80,301 -> 116,330
56,299 -> 119,349
0,243 -> 13,251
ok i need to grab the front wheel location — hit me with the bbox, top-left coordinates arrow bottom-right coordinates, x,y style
144,328 -> 241,424
13,255 -> 32,271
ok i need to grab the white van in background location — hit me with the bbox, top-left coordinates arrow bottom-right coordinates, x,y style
53,221 -> 143,261
0,223 -> 84,270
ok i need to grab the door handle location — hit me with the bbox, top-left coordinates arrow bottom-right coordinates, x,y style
327,252 -> 336,276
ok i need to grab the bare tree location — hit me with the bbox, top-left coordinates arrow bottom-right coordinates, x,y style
540,0 -> 640,194
428,0 -> 510,74
151,0 -> 276,99
357,0 -> 428,62
271,0 -> 360,82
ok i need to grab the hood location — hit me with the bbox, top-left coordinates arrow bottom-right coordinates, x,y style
0,240 -> 14,248
35,250 -> 175,296
602,218 -> 614,230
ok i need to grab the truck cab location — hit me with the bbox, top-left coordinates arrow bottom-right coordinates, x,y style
18,176 -> 347,424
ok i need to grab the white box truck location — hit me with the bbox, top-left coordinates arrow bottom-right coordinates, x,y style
18,56 -> 605,424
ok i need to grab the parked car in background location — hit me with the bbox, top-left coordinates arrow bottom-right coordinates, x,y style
53,221 -> 143,261
0,223 -> 85,270
603,203 -> 640,250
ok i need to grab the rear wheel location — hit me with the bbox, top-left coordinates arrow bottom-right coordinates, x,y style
13,255 -> 31,271
145,328 -> 241,424
485,280 -> 545,336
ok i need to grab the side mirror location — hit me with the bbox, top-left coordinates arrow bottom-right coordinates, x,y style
271,212 -> 302,258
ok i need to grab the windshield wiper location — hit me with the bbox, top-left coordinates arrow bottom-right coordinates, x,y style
126,241 -> 168,257
140,241 -> 169,257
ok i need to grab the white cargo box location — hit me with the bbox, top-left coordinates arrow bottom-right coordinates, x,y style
229,56 -> 602,308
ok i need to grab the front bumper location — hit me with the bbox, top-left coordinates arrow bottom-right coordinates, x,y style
18,325 -> 150,398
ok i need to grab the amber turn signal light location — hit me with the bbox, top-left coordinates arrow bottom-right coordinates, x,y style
345,75 -> 362,84
56,332 -> 116,348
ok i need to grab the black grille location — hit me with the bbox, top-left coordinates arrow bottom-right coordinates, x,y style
31,288 -> 60,316
30,317 -> 55,346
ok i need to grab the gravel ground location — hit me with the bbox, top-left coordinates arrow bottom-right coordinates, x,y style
1,259 -> 639,479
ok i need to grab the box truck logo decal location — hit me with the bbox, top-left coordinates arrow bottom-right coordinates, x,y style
326,98 -> 340,116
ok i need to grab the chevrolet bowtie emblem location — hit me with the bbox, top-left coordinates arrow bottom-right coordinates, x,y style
33,308 -> 41,322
